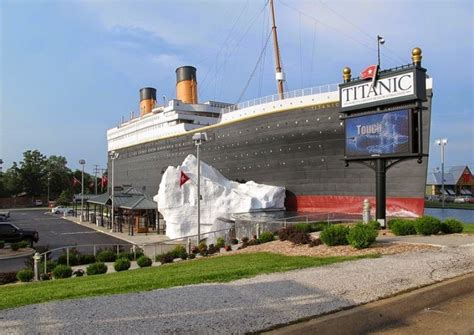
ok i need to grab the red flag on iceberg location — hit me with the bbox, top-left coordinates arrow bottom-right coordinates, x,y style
360,65 -> 378,80
180,171 -> 190,187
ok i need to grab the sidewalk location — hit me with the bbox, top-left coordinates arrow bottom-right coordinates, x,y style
63,215 -> 169,246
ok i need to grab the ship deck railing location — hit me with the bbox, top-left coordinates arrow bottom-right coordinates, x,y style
222,83 -> 339,114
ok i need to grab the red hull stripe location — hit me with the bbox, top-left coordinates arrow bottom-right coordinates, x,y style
285,195 -> 424,217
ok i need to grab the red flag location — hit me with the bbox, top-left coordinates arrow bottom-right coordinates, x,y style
101,175 -> 108,187
360,65 -> 378,80
179,171 -> 190,187
72,177 -> 81,186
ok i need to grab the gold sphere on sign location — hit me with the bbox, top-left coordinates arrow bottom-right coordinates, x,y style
343,67 -> 352,81
412,47 -> 422,63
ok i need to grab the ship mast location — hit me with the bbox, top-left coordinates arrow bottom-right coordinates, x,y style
269,0 -> 285,100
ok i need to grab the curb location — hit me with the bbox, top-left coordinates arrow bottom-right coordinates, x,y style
262,272 -> 474,335
0,249 -> 35,260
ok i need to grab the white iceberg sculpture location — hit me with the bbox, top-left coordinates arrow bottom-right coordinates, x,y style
155,154 -> 285,240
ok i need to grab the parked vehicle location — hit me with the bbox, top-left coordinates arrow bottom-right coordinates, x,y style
0,210 -> 10,222
52,206 -> 73,215
34,200 -> 43,206
0,223 -> 39,246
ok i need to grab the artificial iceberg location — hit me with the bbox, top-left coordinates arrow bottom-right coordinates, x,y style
155,154 -> 285,239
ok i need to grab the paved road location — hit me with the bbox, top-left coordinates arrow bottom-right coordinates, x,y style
0,245 -> 472,334
0,210 -> 128,272
378,233 -> 474,247
371,290 -> 474,334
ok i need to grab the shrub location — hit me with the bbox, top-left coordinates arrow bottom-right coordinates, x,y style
40,260 -> 57,273
294,223 -> 312,233
440,218 -> 463,234
216,237 -> 225,249
78,254 -> 96,265
86,262 -> 108,275
156,252 -> 174,264
230,238 -> 239,245
52,265 -> 73,279
277,228 -> 290,241
11,243 -> 20,251
18,240 -> 29,248
224,245 -> 232,252
0,240 -> 5,249
188,253 -> 196,259
415,216 -> 441,235
320,225 -> 350,246
347,224 -> 378,249
390,219 -> 416,236
368,221 -> 381,230
73,269 -> 85,277
207,244 -> 220,255
114,258 -> 131,272
0,272 -> 18,285
96,250 -> 117,262
191,246 -> 199,254
171,245 -> 188,260
278,226 -> 311,245
16,269 -> 34,282
198,242 -> 208,255
241,237 -> 249,243
258,232 -> 275,244
309,238 -> 322,247
39,273 -> 51,281
57,253 -> 79,266
137,255 -> 152,268
310,222 -> 329,232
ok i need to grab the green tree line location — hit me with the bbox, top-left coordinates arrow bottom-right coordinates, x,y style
0,150 -> 107,202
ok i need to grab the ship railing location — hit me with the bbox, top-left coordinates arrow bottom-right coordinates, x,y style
222,83 -> 339,114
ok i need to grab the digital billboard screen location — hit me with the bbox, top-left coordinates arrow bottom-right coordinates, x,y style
345,109 -> 411,158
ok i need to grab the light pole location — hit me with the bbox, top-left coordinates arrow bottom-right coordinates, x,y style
110,151 -> 119,232
79,159 -> 86,222
47,173 -> 51,204
435,139 -> 448,208
377,35 -> 385,69
192,132 -> 208,244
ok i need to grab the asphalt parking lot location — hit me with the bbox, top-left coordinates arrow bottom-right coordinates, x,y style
1,209 -> 128,272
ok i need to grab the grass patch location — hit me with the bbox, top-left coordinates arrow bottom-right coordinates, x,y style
462,224 -> 474,234
0,252 -> 378,310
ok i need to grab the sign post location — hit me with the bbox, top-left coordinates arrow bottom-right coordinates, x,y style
339,48 -> 428,227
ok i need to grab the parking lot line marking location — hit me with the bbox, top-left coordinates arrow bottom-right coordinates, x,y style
61,231 -> 100,235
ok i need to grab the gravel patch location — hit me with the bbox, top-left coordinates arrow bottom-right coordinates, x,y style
0,246 -> 472,334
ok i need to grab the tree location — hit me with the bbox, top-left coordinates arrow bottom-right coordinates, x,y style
45,155 -> 72,199
19,150 -> 47,197
1,163 -> 22,197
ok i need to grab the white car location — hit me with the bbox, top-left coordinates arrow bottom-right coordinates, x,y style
52,206 -> 73,215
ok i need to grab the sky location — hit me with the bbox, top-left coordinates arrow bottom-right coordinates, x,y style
1,0 -> 473,174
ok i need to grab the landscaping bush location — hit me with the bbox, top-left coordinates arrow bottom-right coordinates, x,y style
414,216 -> 441,235
309,238 -> 322,247
171,245 -> 188,260
347,224 -> 378,249
198,242 -> 208,255
18,240 -> 29,248
294,223 -> 312,233
40,260 -> 57,273
224,245 -> 232,252
0,240 -> 5,249
440,218 -> 464,234
57,253 -> 79,266
230,238 -> 239,245
216,237 -> 225,249
368,221 -> 381,230
96,250 -> 117,262
114,258 -> 131,272
278,226 -> 311,245
258,232 -> 275,244
73,269 -> 85,277
207,244 -> 220,255
156,252 -> 174,264
137,255 -> 152,268
78,254 -> 96,265
320,225 -> 350,246
11,243 -> 20,251
188,253 -> 196,259
191,246 -> 199,254
241,237 -> 249,243
390,219 -> 416,236
0,272 -> 18,285
52,265 -> 73,279
39,273 -> 51,281
16,269 -> 34,282
86,262 -> 108,275
310,222 -> 328,232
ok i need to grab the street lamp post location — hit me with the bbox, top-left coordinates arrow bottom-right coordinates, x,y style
435,139 -> 448,208
377,35 -> 385,68
79,159 -> 86,222
192,132 -> 208,244
47,174 -> 51,204
110,151 -> 119,232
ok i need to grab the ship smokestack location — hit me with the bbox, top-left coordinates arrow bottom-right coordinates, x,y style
176,66 -> 197,104
139,87 -> 157,116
